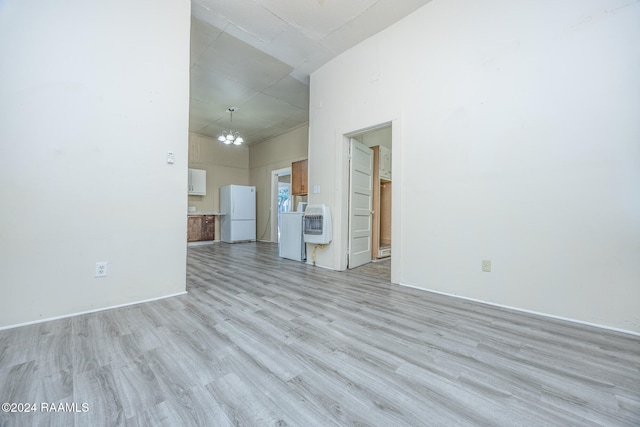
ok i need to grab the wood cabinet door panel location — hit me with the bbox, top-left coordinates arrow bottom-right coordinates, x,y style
203,215 -> 215,241
187,216 -> 203,242
291,159 -> 308,196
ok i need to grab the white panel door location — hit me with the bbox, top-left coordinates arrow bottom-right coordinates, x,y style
348,139 -> 373,269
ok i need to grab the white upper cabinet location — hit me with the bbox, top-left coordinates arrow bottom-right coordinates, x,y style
188,168 -> 206,195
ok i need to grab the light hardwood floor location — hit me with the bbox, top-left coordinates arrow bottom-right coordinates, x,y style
1,242 -> 639,426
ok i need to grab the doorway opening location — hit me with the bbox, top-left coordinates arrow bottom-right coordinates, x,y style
346,124 -> 393,271
270,167 -> 309,244
277,179 -> 292,241
270,167 -> 292,243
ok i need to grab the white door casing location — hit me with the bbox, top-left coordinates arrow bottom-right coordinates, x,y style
348,138 -> 373,269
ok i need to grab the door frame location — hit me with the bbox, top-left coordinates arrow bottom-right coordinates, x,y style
337,118 -> 402,284
270,167 -> 291,243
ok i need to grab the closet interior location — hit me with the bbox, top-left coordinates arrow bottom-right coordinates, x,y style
372,145 -> 391,259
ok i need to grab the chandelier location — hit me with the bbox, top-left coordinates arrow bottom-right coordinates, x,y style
217,107 -> 244,145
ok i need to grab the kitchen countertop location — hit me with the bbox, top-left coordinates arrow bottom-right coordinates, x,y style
187,211 -> 225,215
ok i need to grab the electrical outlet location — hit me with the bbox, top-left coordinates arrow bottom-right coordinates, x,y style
95,262 -> 108,277
482,259 -> 491,272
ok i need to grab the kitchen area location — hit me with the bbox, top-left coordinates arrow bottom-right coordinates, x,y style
187,167 -> 221,244
187,170 -> 257,245
186,131 -> 253,246
186,127 -> 309,249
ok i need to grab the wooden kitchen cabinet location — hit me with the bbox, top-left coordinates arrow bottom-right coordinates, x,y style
291,159 -> 308,196
202,215 -> 215,241
187,215 -> 215,242
187,216 -> 200,242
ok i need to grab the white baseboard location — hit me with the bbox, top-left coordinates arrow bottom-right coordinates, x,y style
187,240 -> 216,247
0,291 -> 188,331
306,261 -> 335,270
399,283 -> 640,338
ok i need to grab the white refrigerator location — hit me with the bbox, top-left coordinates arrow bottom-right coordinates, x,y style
220,185 -> 256,243
279,212 -> 306,261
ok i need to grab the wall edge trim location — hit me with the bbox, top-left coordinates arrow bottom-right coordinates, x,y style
398,283 -> 640,338
0,291 -> 188,331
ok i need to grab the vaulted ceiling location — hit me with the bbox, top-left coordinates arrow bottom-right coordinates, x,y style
189,0 -> 432,145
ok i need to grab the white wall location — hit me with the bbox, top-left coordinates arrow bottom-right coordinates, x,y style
0,0 -> 191,327
309,0 -> 640,332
